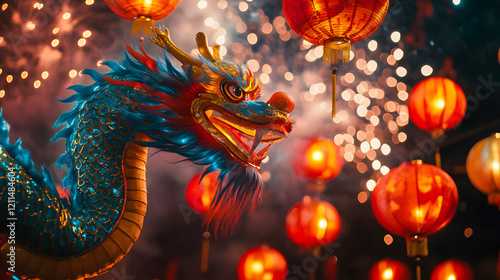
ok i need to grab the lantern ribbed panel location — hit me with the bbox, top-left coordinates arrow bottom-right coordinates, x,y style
466,134 -> 500,206
282,0 -> 389,45
369,259 -> 411,280
430,260 -> 473,280
237,245 -> 288,280
285,197 -> 341,247
408,77 -> 466,134
104,0 -> 180,20
371,162 -> 458,238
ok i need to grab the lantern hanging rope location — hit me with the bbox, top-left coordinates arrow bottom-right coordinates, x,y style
283,0 -> 389,116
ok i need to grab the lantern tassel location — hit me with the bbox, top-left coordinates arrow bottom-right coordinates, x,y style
132,16 -> 154,34
331,67 -> 337,118
323,37 -> 351,64
435,147 -> 441,168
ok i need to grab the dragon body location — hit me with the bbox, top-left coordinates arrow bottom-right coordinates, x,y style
0,28 -> 294,280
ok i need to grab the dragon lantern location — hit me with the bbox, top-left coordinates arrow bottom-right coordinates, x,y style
0,27 -> 294,280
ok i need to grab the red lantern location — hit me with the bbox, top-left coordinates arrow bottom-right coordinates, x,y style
104,0 -> 180,34
371,160 -> 458,257
466,133 -> 500,209
283,0 -> 389,64
369,259 -> 411,280
237,245 -> 288,280
408,77 -> 466,138
185,171 -> 219,214
285,196 -> 341,247
430,260 -> 473,280
282,0 -> 389,115
292,137 -> 343,185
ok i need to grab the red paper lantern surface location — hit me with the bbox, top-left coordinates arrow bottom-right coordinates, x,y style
466,133 -> 500,209
430,260 -> 473,280
408,77 -> 466,137
286,196 -> 341,247
104,0 -> 180,33
283,0 -> 389,63
371,161 -> 458,256
185,171 -> 219,214
292,138 -> 343,183
369,259 -> 411,280
237,245 -> 288,280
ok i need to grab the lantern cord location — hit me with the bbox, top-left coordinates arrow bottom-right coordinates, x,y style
201,232 -> 211,273
309,268 -> 315,280
435,147 -> 441,168
331,66 -> 337,118
415,257 -> 422,280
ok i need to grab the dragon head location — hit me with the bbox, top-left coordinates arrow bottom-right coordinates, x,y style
105,27 -> 294,235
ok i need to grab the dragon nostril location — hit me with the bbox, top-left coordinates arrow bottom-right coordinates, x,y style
267,91 -> 295,113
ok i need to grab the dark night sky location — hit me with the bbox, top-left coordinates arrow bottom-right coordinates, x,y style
1,0 -> 500,279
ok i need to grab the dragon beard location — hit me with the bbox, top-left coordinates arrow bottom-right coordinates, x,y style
205,164 -> 263,237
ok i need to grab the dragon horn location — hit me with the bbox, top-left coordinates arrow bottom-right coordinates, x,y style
151,27 -> 202,67
196,32 -> 218,62
211,45 -> 223,61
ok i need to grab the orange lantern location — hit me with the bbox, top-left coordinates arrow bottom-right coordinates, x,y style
237,245 -> 288,280
292,137 -> 343,187
408,77 -> 467,138
185,171 -> 219,214
285,196 -> 341,247
430,260 -> 473,280
371,160 -> 458,257
104,0 -> 180,34
369,259 -> 411,280
282,0 -> 389,115
466,133 -> 500,209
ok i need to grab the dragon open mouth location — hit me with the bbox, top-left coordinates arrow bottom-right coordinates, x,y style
192,95 -> 292,167
205,109 -> 288,165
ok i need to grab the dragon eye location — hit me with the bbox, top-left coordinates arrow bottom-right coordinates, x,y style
221,82 -> 244,102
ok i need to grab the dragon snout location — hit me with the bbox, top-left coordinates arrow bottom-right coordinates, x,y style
267,91 -> 295,113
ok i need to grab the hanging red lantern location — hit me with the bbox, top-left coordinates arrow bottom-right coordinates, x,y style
237,245 -> 288,280
408,77 -> 467,138
104,0 -> 180,34
282,0 -> 389,115
323,256 -> 338,280
285,196 -> 341,247
466,133 -> 500,209
292,137 -> 343,186
283,0 -> 389,64
185,171 -> 219,214
430,260 -> 473,280
371,160 -> 458,257
369,259 -> 411,280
